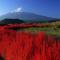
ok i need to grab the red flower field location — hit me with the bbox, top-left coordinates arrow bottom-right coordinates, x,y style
0,24 -> 60,60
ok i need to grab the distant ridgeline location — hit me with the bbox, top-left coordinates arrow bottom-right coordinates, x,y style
0,19 -> 47,25
0,18 -> 60,25
0,19 -> 24,25
48,19 -> 60,22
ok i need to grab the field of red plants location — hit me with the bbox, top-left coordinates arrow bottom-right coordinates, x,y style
0,23 -> 50,29
0,24 -> 60,60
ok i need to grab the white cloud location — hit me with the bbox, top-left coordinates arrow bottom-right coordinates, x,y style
15,8 -> 22,12
11,7 -> 22,13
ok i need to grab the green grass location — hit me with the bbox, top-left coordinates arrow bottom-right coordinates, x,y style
20,27 -> 60,36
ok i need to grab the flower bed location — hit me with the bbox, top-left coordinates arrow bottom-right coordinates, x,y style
0,28 -> 60,60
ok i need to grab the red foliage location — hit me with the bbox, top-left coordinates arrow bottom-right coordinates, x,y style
1,23 -> 50,29
0,25 -> 60,60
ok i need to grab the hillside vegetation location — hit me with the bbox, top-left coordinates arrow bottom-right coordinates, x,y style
0,19 -> 60,36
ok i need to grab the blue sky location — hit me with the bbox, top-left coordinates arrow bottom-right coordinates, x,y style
0,0 -> 60,18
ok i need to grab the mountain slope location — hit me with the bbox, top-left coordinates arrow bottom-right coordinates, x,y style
0,19 -> 24,25
0,12 -> 55,22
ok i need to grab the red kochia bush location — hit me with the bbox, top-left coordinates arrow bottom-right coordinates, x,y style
34,32 -> 46,51
16,31 -> 33,60
33,32 -> 47,60
0,29 -> 17,60
45,35 -> 60,60
0,28 -> 60,60
33,32 -> 60,60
